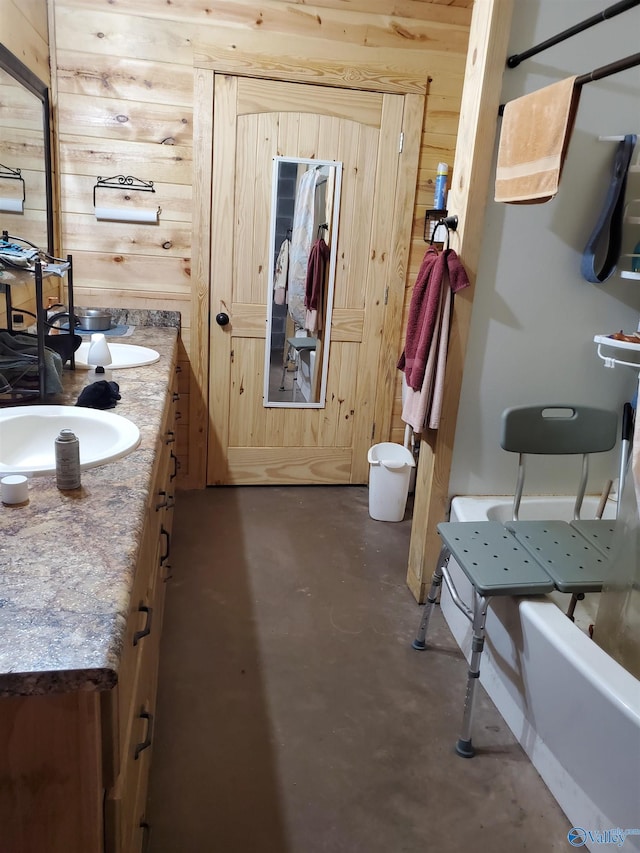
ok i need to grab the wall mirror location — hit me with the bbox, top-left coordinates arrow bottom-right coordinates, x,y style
264,156 -> 342,408
0,44 -> 53,254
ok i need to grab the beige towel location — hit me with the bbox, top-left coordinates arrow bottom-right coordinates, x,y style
495,76 -> 580,204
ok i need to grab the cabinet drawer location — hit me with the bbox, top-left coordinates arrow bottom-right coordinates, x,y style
105,698 -> 154,853
106,576 -> 164,853
112,434 -> 175,772
128,794 -> 152,853
146,420 -> 177,545
115,520 -> 157,757
105,356 -> 178,853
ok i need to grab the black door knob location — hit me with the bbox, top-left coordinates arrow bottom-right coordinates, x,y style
215,312 -> 230,326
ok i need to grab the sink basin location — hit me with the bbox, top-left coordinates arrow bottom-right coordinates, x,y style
74,342 -> 160,370
0,405 -> 141,476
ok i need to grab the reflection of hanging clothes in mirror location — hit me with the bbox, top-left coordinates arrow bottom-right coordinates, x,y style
273,236 -> 289,306
305,228 -> 329,334
288,167 -> 320,328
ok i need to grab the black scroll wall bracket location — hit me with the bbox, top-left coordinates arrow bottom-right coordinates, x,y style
92,174 -> 155,205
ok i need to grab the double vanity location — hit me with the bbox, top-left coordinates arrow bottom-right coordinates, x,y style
0,319 -> 179,852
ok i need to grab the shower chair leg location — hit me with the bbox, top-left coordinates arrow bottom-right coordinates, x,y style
412,545 -> 448,650
455,590 -> 489,758
412,542 -> 491,757
566,591 -> 585,622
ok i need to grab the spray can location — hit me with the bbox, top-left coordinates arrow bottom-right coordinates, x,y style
55,429 -> 81,490
433,163 -> 449,210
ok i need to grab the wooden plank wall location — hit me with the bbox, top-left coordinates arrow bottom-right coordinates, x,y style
1,0 -> 50,84
0,0 -> 59,324
48,0 -> 472,486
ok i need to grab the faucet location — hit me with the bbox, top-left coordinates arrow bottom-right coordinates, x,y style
46,311 -> 80,333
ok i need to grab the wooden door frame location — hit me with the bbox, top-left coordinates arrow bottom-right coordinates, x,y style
189,48 -> 428,488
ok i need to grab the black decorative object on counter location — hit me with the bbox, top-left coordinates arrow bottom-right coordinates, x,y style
76,380 -> 121,410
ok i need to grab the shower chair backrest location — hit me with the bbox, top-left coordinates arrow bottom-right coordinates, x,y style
499,405 -> 618,521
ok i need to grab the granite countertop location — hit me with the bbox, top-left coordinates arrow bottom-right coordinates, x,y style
0,320 -> 179,697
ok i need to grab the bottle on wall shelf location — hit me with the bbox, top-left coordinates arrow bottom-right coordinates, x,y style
620,240 -> 640,280
433,163 -> 449,211
55,429 -> 81,490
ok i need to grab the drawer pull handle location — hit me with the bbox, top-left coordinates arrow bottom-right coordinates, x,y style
170,452 -> 179,481
160,526 -> 171,564
172,391 -> 180,402
133,605 -> 153,646
134,710 -> 154,759
156,492 -> 175,510
140,819 -> 151,853
164,430 -> 176,445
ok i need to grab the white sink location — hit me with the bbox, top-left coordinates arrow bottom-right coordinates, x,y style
0,405 -> 141,476
74,342 -> 160,370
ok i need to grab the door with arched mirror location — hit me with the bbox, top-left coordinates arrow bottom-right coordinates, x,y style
207,75 -> 421,485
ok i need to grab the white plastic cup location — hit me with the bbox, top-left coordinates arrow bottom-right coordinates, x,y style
367,442 -> 415,522
1,475 -> 29,506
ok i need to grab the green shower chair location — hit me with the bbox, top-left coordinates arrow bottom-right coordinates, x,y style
412,404 -> 618,758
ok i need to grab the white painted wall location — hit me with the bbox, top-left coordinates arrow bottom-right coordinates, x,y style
450,0 -> 640,498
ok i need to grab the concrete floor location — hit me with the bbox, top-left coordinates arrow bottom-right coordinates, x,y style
147,486 -> 571,852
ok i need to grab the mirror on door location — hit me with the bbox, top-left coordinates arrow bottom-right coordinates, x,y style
263,157 -> 342,408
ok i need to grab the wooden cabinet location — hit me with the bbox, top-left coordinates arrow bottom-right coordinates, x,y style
0,360 -> 179,853
0,690 -> 105,853
105,366 -> 178,853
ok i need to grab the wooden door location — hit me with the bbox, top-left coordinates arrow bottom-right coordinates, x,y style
207,75 -> 420,485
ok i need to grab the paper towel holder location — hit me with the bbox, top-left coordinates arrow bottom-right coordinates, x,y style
0,163 -> 25,214
93,174 -> 160,223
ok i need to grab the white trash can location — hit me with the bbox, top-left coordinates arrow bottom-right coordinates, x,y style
367,442 -> 416,522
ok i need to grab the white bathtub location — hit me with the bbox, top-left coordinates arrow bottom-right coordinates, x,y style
441,496 -> 640,851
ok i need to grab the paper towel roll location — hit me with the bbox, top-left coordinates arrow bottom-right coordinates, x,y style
0,197 -> 24,213
94,206 -> 159,223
